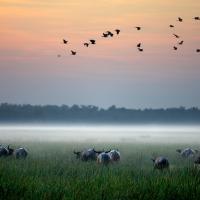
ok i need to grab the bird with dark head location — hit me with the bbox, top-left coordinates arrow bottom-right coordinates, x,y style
90,39 -> 96,44
135,26 -> 141,30
178,40 -> 184,45
177,17 -> 183,22
102,33 -> 108,38
84,43 -> 89,47
173,46 -> 178,50
151,156 -> 169,170
107,31 -> 114,37
71,50 -> 76,55
173,34 -> 180,38
137,43 -> 141,48
73,151 -> 81,159
63,39 -> 68,44
194,17 -> 200,20
7,145 -> 14,155
115,29 -> 120,35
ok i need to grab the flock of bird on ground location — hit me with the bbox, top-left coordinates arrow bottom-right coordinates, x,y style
74,147 -> 200,169
0,145 -> 27,159
58,17 -> 200,57
1,143 -> 200,170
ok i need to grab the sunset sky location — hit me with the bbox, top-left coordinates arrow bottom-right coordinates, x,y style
0,0 -> 200,108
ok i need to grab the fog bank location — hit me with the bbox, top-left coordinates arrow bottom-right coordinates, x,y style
0,125 -> 200,144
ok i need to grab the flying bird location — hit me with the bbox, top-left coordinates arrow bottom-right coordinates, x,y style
115,29 -> 120,35
178,40 -> 184,45
71,50 -> 76,55
194,17 -> 200,20
84,43 -> 89,47
107,31 -> 114,37
137,43 -> 141,48
90,40 -> 96,44
177,17 -> 183,22
63,39 -> 68,44
102,33 -> 109,38
138,48 -> 143,52
169,25 -> 174,28
196,49 -> 200,53
173,34 -> 180,38
135,26 -> 141,30
173,46 -> 178,50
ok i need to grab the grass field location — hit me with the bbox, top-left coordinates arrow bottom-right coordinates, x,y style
1,126 -> 200,200
1,142 -> 200,200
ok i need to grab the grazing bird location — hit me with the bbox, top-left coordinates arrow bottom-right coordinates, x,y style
177,17 -> 183,22
135,26 -> 141,30
14,147 -> 28,159
178,40 -> 184,45
108,150 -> 120,162
138,48 -> 143,52
115,29 -> 120,35
63,39 -> 68,44
71,50 -> 76,55
194,156 -> 200,165
90,39 -> 96,44
151,156 -> 169,170
0,145 -> 14,157
194,17 -> 200,20
173,34 -> 180,38
0,146 -> 9,157
137,43 -> 141,48
176,148 -> 198,158
173,46 -> 178,50
196,49 -> 200,53
84,43 -> 89,47
102,33 -> 109,38
6,145 -> 14,155
97,152 -> 111,165
169,25 -> 174,28
74,148 -> 102,161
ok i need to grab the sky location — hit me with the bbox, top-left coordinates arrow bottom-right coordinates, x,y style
0,0 -> 200,108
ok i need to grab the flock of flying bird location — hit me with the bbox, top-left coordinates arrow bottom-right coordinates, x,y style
58,16 -> 200,57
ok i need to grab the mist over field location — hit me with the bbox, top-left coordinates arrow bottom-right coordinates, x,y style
1,125 -> 200,144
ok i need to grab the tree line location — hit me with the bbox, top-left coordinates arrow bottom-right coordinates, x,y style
0,103 -> 200,124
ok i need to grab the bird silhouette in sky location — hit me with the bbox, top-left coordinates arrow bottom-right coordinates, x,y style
59,16 -> 200,57
194,17 -> 200,20
107,31 -> 114,37
135,26 -> 141,30
115,29 -> 120,35
63,39 -> 68,44
137,43 -> 141,48
177,17 -> 183,22
173,34 -> 180,38
173,46 -> 178,50
138,48 -> 143,52
71,50 -> 76,55
90,39 -> 96,44
102,33 -> 109,38
84,43 -> 89,47
178,40 -> 184,45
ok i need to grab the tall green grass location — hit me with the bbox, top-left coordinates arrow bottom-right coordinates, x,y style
0,142 -> 200,200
